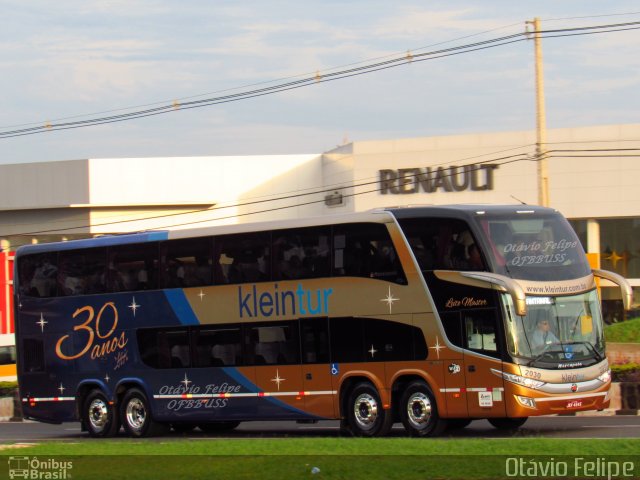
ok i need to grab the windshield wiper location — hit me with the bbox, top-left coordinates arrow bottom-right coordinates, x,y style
527,346 -> 564,366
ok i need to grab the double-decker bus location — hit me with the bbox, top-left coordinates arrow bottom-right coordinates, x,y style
13,205 -> 631,437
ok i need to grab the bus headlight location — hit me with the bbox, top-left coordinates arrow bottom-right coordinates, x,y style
597,369 -> 611,383
501,372 -> 546,390
515,395 -> 537,409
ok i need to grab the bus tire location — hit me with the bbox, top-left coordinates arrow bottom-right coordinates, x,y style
120,388 -> 167,437
400,381 -> 447,437
198,421 -> 241,433
346,382 -> 393,437
84,389 -> 120,438
488,417 -> 528,430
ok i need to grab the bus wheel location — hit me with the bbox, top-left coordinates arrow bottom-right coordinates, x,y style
400,381 -> 447,437
84,390 -> 120,437
488,417 -> 528,430
120,388 -> 167,437
346,382 -> 393,437
198,421 -> 241,433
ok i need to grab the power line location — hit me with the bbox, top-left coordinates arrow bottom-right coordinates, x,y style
2,152 -> 533,242
5,146 -> 640,250
4,145 -> 640,241
1,20 -> 638,140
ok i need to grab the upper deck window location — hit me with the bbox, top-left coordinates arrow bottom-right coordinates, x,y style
398,218 -> 486,272
333,223 -> 407,284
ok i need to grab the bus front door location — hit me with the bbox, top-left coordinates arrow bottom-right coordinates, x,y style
461,308 -> 506,419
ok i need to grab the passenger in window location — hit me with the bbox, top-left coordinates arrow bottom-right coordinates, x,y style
30,259 -> 57,297
466,243 -> 485,270
282,254 -> 306,279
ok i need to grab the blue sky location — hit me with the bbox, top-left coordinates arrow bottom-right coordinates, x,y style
0,1 -> 639,164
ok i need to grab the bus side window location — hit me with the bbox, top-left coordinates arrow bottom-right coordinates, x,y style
166,330 -> 191,368
300,318 -> 329,364
58,248 -> 107,296
160,237 -> 213,288
439,311 -> 464,349
19,253 -> 58,297
273,227 -> 331,280
463,311 -> 498,354
248,324 -> 299,365
109,243 -> 159,292
214,233 -> 270,284
333,223 -> 406,284
194,327 -> 242,367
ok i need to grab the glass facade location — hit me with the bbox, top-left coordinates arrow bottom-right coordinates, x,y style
569,218 -> 640,324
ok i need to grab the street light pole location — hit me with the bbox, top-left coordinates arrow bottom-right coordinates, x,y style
528,17 -> 550,207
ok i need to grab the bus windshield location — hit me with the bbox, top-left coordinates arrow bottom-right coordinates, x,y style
476,211 -> 591,281
502,290 -> 605,366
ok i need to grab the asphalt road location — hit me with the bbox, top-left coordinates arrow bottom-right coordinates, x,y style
0,415 -> 639,442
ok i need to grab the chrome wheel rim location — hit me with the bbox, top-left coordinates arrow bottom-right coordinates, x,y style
353,393 -> 379,431
406,392 -> 432,429
88,397 -> 109,433
125,397 -> 147,432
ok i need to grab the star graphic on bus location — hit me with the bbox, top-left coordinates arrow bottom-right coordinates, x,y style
36,313 -> 48,332
180,373 -> 192,391
430,337 -> 444,359
198,290 -> 206,301
271,370 -> 286,391
368,345 -> 378,358
58,383 -> 65,395
380,286 -> 399,314
128,297 -> 140,316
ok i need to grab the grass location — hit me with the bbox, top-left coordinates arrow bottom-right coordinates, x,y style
605,317 -> 640,343
1,438 -> 639,480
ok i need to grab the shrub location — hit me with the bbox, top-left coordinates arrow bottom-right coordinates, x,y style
0,381 -> 18,397
611,363 -> 640,382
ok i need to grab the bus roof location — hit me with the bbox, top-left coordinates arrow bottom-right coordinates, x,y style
14,204 -> 559,258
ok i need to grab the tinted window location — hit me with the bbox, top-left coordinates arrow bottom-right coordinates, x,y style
300,318 -> 330,364
58,248 -> 107,296
18,253 -> 58,297
215,233 -> 270,284
440,311 -> 464,348
247,323 -> 299,365
398,217 -> 482,271
194,327 -> 242,367
161,237 -> 213,288
137,329 -> 161,368
109,243 -> 158,292
333,223 -> 406,284
330,317 -> 365,363
273,227 -> 331,280
137,328 -> 191,369
365,318 -> 423,362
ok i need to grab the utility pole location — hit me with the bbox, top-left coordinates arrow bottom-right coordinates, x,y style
527,17 -> 550,207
